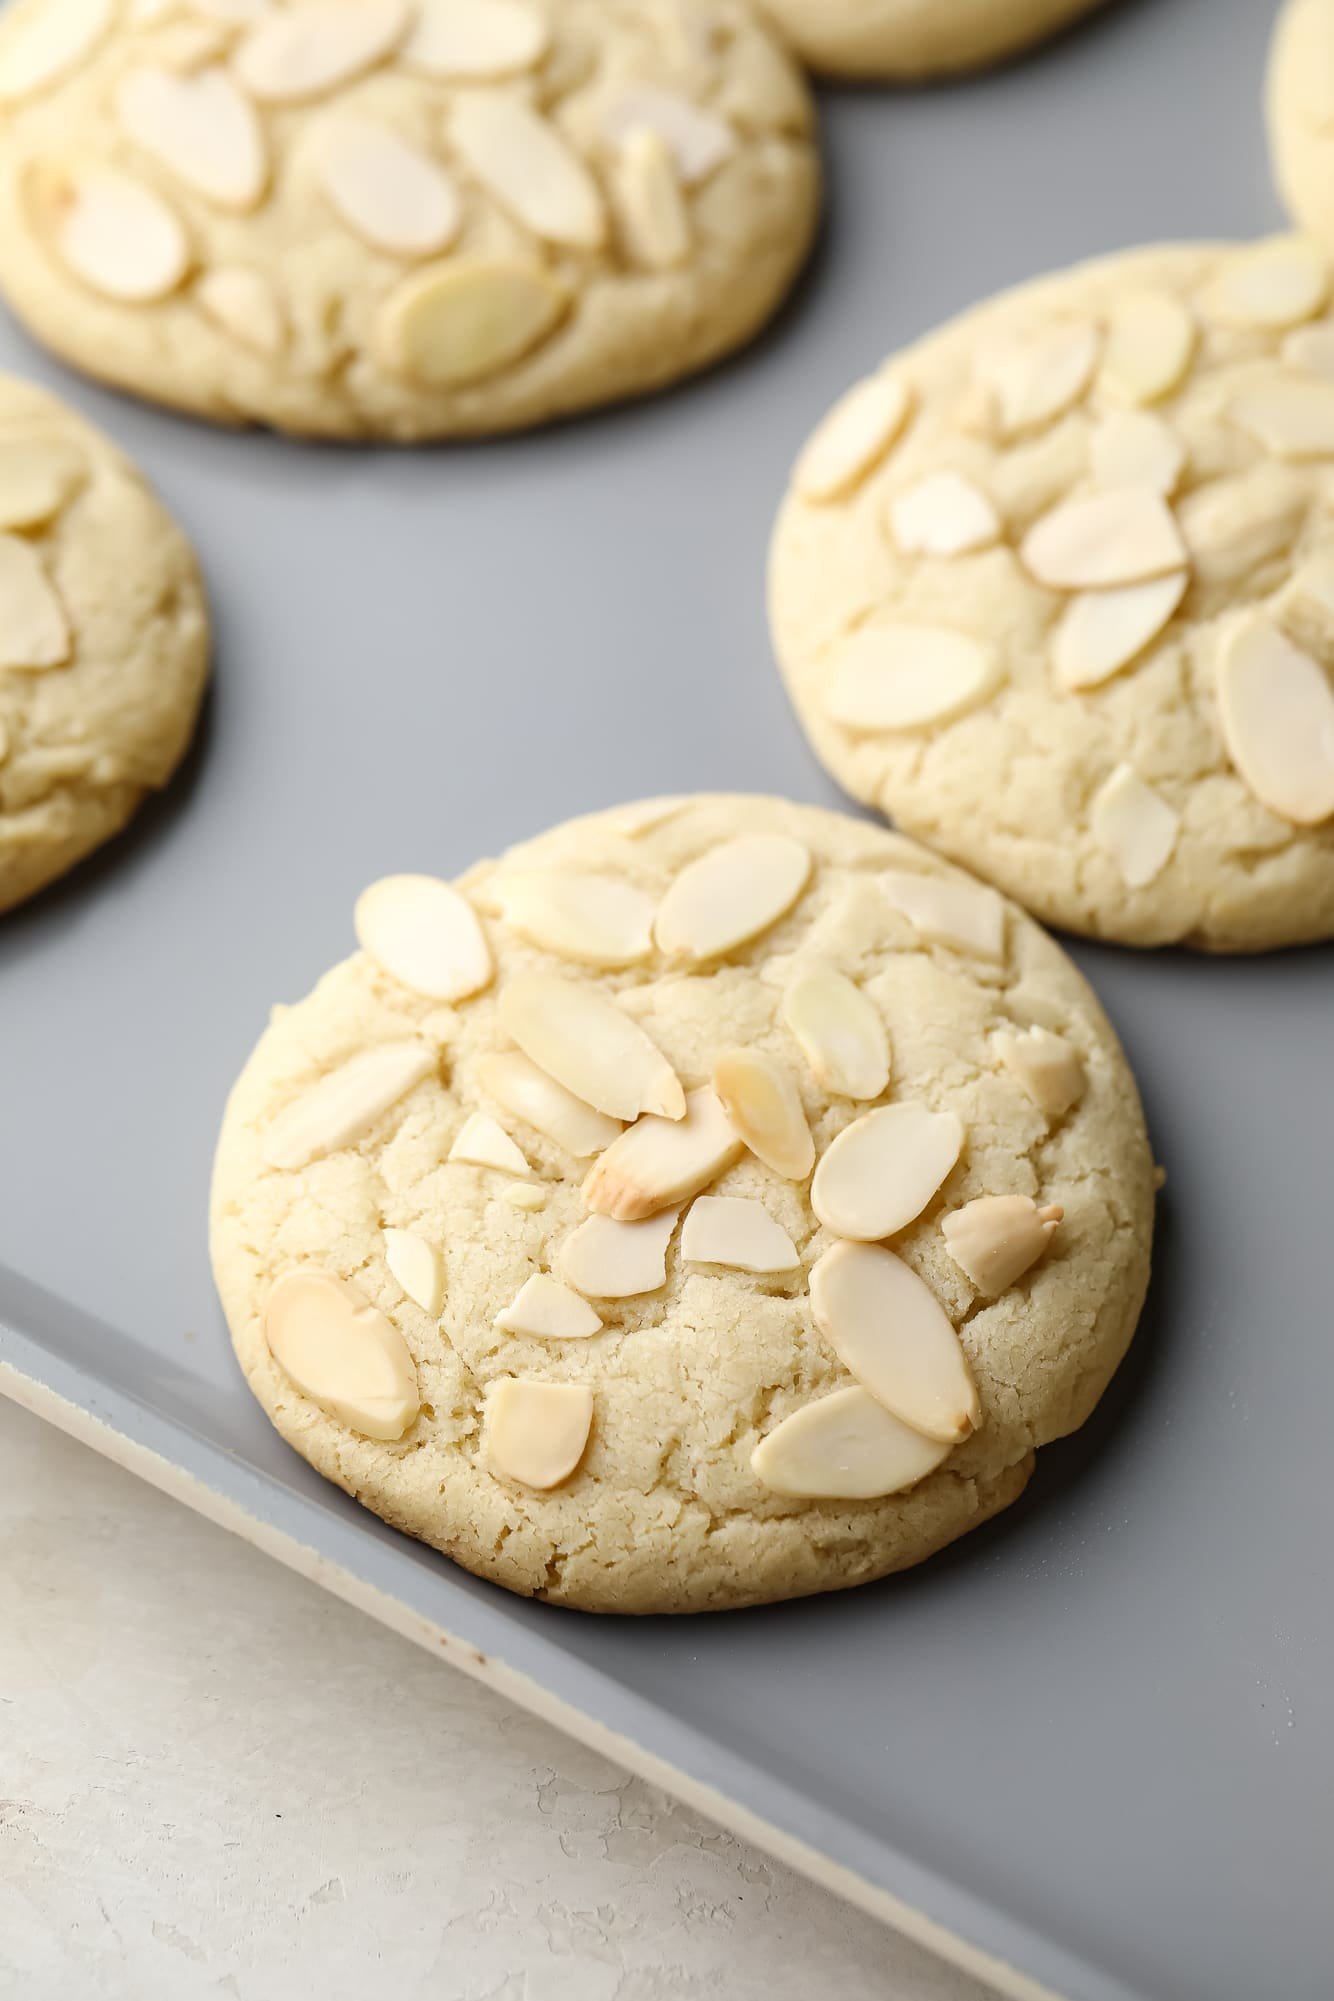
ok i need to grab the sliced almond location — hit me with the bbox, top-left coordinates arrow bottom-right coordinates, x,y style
751,1387 -> 950,1500
448,1110 -> 530,1176
1097,290 -> 1196,405
1281,324 -> 1334,375
0,438 -> 84,531
1021,486 -> 1186,590
493,869 -> 655,966
888,471 -> 1000,556
654,833 -> 811,962
1229,377 -> 1334,460
1177,465 -> 1306,590
197,265 -> 286,353
377,255 -> 568,387
0,0 -> 113,104
680,1195 -> 798,1273
499,972 -> 683,1124
1089,410 -> 1184,495
810,1241 -> 980,1443
486,1378 -> 592,1488
712,1048 -> 814,1181
37,163 -> 190,302
495,1273 -> 602,1341
600,87 -> 734,185
265,1269 -> 419,1440
1200,239 -> 1329,331
260,1041 -> 434,1170
781,964 -> 889,1101
1090,763 -> 1180,887
383,1227 -> 444,1315
0,533 -> 71,670
316,117 -> 461,257
602,796 -> 685,839
354,873 -> 492,1002
234,0 -> 406,100
582,1086 -> 741,1223
1215,617 -> 1334,825
402,0 -> 547,78
942,1195 -> 1062,1297
477,1051 -> 621,1158
117,65 -> 266,210
811,1101 -> 963,1242
558,1206 -> 679,1298
826,624 -> 1002,732
995,1026 -> 1085,1118
975,322 -> 1099,437
506,1182 -> 546,1211
793,372 -> 913,505
881,870 -> 1006,961
449,91 -> 604,250
611,126 -> 689,270
1053,572 -> 1188,690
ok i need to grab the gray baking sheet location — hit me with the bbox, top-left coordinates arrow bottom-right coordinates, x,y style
2,1 -> 1332,1996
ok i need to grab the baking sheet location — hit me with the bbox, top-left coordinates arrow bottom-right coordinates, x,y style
2,1 -> 1331,1996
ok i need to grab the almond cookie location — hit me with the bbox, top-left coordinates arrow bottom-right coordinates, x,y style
0,0 -> 818,439
1269,0 -> 1334,252
0,370 -> 207,913
754,0 -> 1104,80
210,795 -> 1154,1614
770,240 -> 1334,952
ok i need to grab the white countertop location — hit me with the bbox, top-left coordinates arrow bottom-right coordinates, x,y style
0,1398 -> 1001,2001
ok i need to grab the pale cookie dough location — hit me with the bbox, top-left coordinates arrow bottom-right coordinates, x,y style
769,240 -> 1334,952
0,370 -> 207,913
753,0 -> 1104,80
0,0 -> 818,439
1269,0 -> 1334,250
210,795 -> 1154,1615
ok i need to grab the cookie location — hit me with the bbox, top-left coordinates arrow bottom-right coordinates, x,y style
769,240 -> 1334,952
0,0 -> 818,439
0,371 -> 208,914
211,795 -> 1154,1615
1269,0 -> 1334,251
753,0 -> 1103,80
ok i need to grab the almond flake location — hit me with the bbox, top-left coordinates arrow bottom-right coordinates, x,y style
1177,466 -> 1305,589
234,0 -> 407,100
261,1041 -> 434,1169
942,1195 -> 1062,1297
781,964 -> 889,1101
880,870 -> 1006,961
654,833 -> 811,962
477,1051 -> 621,1158
494,869 -> 655,966
316,117 -> 461,256
826,624 -> 1002,731
558,1207 -> 679,1298
1089,410 -> 1185,495
810,1241 -> 980,1443
1201,240 -> 1329,331
495,1273 -> 602,1341
611,126 -> 689,269
449,91 -> 605,249
680,1195 -> 798,1273
1097,291 -> 1196,405
888,471 -> 1000,556
383,1227 -> 444,1314
402,0 -> 547,78
486,1378 -> 592,1488
712,1049 -> 814,1181
0,534 -> 71,669
505,1182 -> 546,1211
117,65 -> 266,210
1090,763 -> 1180,887
0,0 -> 113,104
1215,617 -> 1334,825
37,163 -> 190,302
354,873 -> 492,1002
975,322 -> 1099,437
499,971 -> 684,1124
1021,486 -> 1186,590
196,265 -> 286,353
995,1026 -> 1085,1117
265,1269 -> 419,1440
1229,376 -> 1334,460
751,1387 -> 950,1500
793,372 -> 913,504
1281,325 -> 1334,375
1053,572 -> 1188,690
811,1101 -> 963,1241
582,1086 -> 742,1223
377,255 -> 568,386
448,1110 -> 530,1176
600,87 -> 735,185
0,438 -> 84,530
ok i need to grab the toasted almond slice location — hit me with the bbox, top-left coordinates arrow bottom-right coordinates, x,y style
793,372 -> 913,504
316,116 -> 461,256
402,0 -> 547,78
1200,239 -> 1329,331
499,972 -> 684,1124
494,869 -> 655,966
826,624 -> 1002,732
0,534 -> 71,669
1053,572 -> 1188,690
261,1041 -> 434,1169
1229,377 -> 1334,460
1021,486 -> 1186,590
881,870 -> 1006,961
477,1051 -> 621,1157
558,1206 -> 679,1298
265,1269 -> 419,1440
495,1273 -> 602,1340
942,1195 -> 1062,1297
810,1241 -> 980,1443
1090,763 -> 1180,887
680,1195 -> 798,1273
38,163 -> 190,302
781,964 -> 889,1101
654,834 -> 811,963
1090,410 -> 1185,495
811,1101 -> 963,1241
486,1378 -> 592,1488
448,1111 -> 530,1176
383,1226 -> 444,1314
450,90 -> 604,249
117,64 -> 266,210
888,471 -> 1000,556
976,322 -> 1099,436
582,1086 -> 742,1222
234,0 -> 406,100
712,1049 -> 814,1181
751,1386 -> 950,1500
600,86 -> 734,185
354,873 -> 492,1002
611,126 -> 689,270
1097,290 -> 1196,405
1282,324 -> 1334,375
1215,617 -> 1334,825
0,0 -> 113,104
197,265 -> 286,352
377,255 -> 568,387
995,1025 -> 1085,1117
0,438 -> 84,531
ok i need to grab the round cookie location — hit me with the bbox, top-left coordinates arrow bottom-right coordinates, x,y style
0,370 -> 208,913
0,0 -> 818,439
753,0 -> 1104,81
211,795 -> 1154,1615
770,240 -> 1334,952
1269,0 -> 1334,249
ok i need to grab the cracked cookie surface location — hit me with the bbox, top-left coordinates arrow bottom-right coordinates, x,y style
753,0 -> 1104,80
